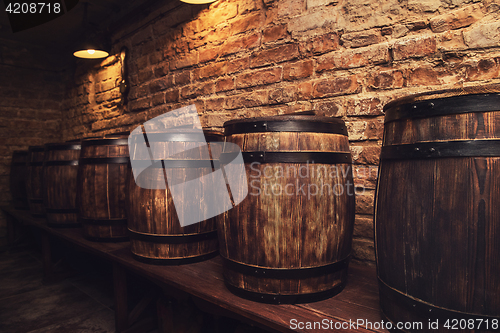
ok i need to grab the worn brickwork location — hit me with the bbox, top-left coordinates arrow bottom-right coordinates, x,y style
35,0 -> 500,263
0,41 -> 64,231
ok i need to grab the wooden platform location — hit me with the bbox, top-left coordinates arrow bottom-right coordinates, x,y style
1,206 -> 387,333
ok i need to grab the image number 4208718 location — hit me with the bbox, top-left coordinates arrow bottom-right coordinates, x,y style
3,0 -> 79,33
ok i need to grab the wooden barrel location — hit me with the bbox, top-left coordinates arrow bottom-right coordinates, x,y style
77,137 -> 129,242
26,146 -> 45,217
10,150 -> 29,210
219,115 -> 355,304
43,142 -> 81,228
375,86 -> 500,331
127,130 -> 222,264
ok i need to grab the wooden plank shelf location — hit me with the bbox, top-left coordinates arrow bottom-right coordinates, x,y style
1,205 -> 387,333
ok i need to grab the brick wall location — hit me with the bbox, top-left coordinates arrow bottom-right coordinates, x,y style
60,0 -> 500,263
0,41 -> 64,231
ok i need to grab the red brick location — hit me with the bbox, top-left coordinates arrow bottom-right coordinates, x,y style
250,44 -> 299,68
130,84 -> 149,100
437,30 -> 467,51
137,69 -> 154,83
393,35 -> 437,61
129,98 -> 150,112
313,100 -> 342,117
312,76 -> 360,98
347,97 -> 384,116
341,29 -> 382,48
154,62 -> 170,78
355,190 -> 375,215
164,89 -> 179,103
354,215 -> 375,238
262,24 -> 288,43
408,67 -> 440,86
198,62 -> 226,80
220,33 -> 261,57
180,82 -> 214,100
311,33 -> 340,55
239,0 -> 262,14
464,59 -> 500,81
296,81 -> 313,100
225,57 -> 249,75
463,21 -> 500,49
283,59 -> 313,80
230,12 -> 264,36
199,47 -> 220,63
205,97 -> 226,111
235,67 -> 282,89
152,92 -> 165,106
430,4 -> 484,33
132,27 -> 152,46
225,91 -> 268,109
169,52 -> 199,70
201,1 -> 238,31
368,70 -> 405,90
268,87 -> 296,104
175,72 -> 191,86
215,78 -> 234,92
276,0 -> 304,19
149,75 -> 174,93
149,52 -> 163,65
317,43 -> 389,72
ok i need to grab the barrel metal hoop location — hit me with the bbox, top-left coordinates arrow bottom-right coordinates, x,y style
225,121 -> 348,136
222,255 -> 350,280
29,147 -> 45,152
80,217 -> 127,226
81,138 -> 129,146
131,159 -> 215,169
381,140 -> 500,160
378,278 -> 500,321
45,144 -> 81,151
46,208 -> 78,214
130,132 -> 223,144
44,160 -> 79,166
384,93 -> 500,123
234,152 -> 352,164
129,229 -> 218,244
79,157 -> 130,165
224,281 -> 346,305
131,251 -> 219,265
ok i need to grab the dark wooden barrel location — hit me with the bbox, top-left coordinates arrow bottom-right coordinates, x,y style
375,85 -> 500,331
219,115 -> 355,304
26,146 -> 46,217
77,137 -> 129,242
10,150 -> 29,210
127,129 -> 222,264
43,142 -> 81,228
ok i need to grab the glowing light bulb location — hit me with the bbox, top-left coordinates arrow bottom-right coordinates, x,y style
87,49 -> 96,54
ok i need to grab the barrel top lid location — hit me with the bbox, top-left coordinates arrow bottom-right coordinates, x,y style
224,114 -> 347,136
81,137 -> 128,146
384,83 -> 500,122
13,150 -> 28,155
28,145 -> 45,152
45,142 -> 81,150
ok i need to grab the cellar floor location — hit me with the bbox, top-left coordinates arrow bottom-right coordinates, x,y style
0,233 -> 119,333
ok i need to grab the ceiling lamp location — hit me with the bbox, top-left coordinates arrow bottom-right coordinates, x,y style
180,0 -> 217,4
73,2 -> 109,59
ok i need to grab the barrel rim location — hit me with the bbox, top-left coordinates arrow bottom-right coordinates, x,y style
28,145 -> 45,152
44,143 -> 81,151
81,138 -> 129,146
223,115 -> 347,136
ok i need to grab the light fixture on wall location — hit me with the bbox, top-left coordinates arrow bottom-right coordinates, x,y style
73,2 -> 109,59
179,0 -> 217,4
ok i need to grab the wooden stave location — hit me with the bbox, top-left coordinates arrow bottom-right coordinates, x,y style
26,146 -> 46,217
10,150 -> 29,210
376,94 -> 500,331
220,118 -> 355,304
127,130 -> 223,264
77,138 -> 129,242
43,143 -> 81,228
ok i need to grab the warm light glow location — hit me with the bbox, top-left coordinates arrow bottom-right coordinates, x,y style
73,49 -> 109,59
180,0 -> 217,3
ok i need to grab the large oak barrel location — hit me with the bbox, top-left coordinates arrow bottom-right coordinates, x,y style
375,86 -> 500,331
26,146 -> 45,217
77,137 -> 129,242
127,129 -> 222,264
10,150 -> 29,210
43,142 -> 81,228
219,115 -> 355,304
